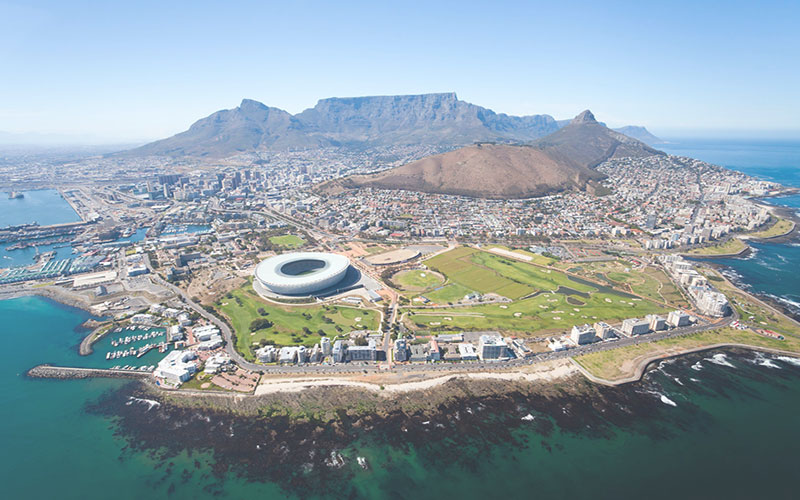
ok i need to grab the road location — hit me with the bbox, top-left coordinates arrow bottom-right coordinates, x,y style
139,225 -> 739,377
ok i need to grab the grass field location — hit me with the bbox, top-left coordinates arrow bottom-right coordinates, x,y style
699,265 -> 800,337
394,269 -> 444,291
596,261 -> 688,307
746,217 -> 794,239
423,247 -> 595,302
688,237 -> 747,255
215,284 -> 379,360
409,246 -> 670,334
421,283 -> 475,304
575,326 -> 800,381
269,234 -> 305,248
407,289 -> 664,334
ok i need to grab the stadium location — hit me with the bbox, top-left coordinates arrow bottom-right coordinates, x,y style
254,252 -> 352,296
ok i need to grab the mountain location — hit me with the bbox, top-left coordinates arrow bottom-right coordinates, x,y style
121,93 -> 561,158
529,110 -> 664,168
320,110 -> 663,199
124,100 -> 317,158
611,126 -> 664,145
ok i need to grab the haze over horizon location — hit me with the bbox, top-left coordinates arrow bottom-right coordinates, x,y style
1,0 -> 799,144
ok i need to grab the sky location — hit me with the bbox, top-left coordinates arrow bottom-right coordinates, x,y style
1,0 -> 799,143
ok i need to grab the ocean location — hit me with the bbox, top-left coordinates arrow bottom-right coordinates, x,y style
3,295 -> 800,499
661,138 -> 800,316
2,139 -> 800,498
0,191 -> 148,269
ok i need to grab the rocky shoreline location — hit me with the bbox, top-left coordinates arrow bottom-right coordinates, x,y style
85,347 -> 800,497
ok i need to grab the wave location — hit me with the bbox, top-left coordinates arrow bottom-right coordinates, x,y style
521,414 -> 535,421
777,355 -> 800,367
705,353 -> 736,368
125,396 -> 161,411
660,394 -> 678,407
689,377 -> 701,383
691,361 -> 703,371
673,377 -> 684,386
759,359 -> 782,369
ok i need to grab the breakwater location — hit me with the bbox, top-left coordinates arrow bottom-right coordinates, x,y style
26,364 -> 150,380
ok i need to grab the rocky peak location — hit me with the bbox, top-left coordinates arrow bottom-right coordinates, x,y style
571,110 -> 597,125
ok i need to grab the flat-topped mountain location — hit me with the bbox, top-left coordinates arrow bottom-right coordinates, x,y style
321,110 -> 663,199
121,93 -> 562,158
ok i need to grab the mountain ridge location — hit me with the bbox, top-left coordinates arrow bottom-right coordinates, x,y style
320,110 -> 663,199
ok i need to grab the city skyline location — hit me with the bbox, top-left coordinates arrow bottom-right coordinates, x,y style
1,0 -> 799,143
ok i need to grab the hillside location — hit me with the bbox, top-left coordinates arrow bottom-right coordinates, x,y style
321,110 -> 663,199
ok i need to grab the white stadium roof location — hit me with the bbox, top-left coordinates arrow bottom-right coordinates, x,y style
254,252 -> 350,296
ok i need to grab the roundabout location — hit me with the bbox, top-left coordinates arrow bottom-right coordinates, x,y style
254,252 -> 351,296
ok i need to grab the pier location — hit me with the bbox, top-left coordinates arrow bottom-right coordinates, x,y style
26,365 -> 150,380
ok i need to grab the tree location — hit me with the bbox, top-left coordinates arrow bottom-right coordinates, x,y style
249,318 -> 273,332
257,307 -> 268,316
354,336 -> 368,346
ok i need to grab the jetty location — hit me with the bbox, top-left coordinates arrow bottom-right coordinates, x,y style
26,365 -> 150,380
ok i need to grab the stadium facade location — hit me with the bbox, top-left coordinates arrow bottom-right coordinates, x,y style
254,252 -> 351,296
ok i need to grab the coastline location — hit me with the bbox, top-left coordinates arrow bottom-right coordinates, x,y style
574,344 -> 800,386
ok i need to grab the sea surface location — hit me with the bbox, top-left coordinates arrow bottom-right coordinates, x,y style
2,295 -> 800,499
662,138 -> 800,315
0,189 -> 81,228
0,192 -> 147,269
2,140 -> 800,498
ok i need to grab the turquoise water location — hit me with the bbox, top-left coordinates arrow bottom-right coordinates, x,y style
0,296 -> 287,499
3,295 -> 800,499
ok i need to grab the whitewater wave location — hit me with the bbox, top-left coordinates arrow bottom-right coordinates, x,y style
705,353 -> 736,368
777,356 -> 800,367
691,361 -> 703,371
759,359 -> 782,369
689,378 -> 701,383
521,414 -> 535,421
660,394 -> 678,407
673,377 -> 684,386
126,396 -> 161,411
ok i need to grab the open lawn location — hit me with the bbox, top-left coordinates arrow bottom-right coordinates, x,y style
688,237 -> 747,256
394,269 -> 445,291
575,326 -> 800,381
596,261 -> 688,307
746,217 -> 794,239
269,234 -> 305,248
215,284 -> 379,360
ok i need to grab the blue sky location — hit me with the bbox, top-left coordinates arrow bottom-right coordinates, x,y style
1,0 -> 798,142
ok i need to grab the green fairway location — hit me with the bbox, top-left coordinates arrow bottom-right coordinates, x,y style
269,234 -> 305,248
407,289 -> 664,334
423,246 -> 595,301
394,269 -> 445,290
420,283 -> 475,304
215,285 -> 379,360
